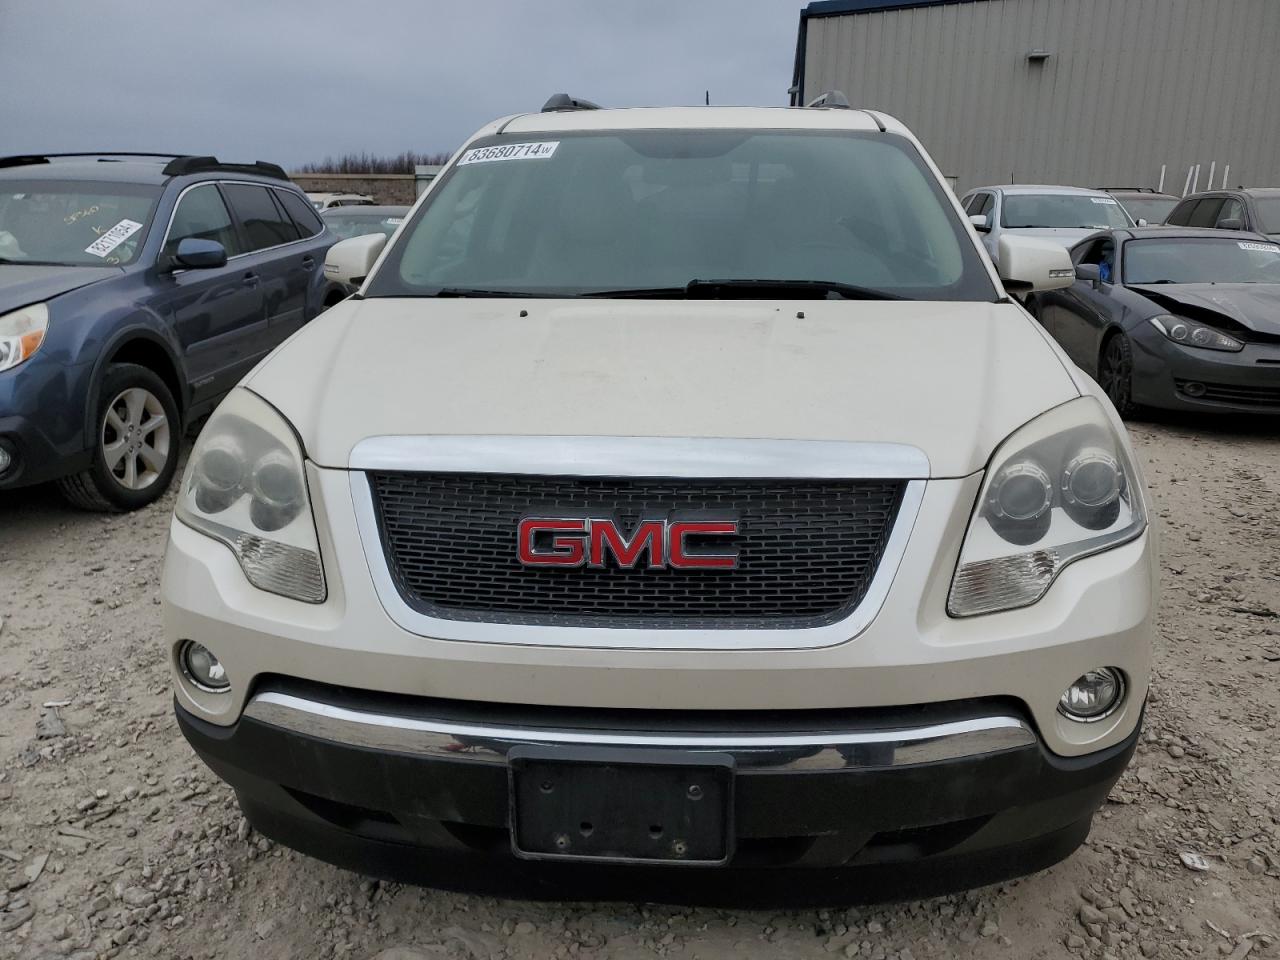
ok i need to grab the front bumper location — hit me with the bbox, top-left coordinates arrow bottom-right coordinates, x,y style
1131,331 -> 1280,413
176,684 -> 1140,903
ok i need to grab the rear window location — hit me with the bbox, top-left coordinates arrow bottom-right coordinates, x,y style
1118,197 -> 1178,224
367,130 -> 996,302
0,179 -> 160,266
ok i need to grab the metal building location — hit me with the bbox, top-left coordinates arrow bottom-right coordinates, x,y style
791,0 -> 1280,194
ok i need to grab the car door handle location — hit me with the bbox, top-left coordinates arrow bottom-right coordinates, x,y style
242,272 -> 259,287
300,256 -> 315,267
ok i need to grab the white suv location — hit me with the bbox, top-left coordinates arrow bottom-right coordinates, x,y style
162,96 -> 1155,903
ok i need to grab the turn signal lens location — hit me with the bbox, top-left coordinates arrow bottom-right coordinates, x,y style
0,302 -> 49,372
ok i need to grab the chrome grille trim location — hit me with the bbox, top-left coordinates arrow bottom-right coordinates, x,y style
348,436 -> 926,650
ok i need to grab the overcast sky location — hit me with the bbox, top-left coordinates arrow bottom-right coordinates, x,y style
1,0 -> 800,168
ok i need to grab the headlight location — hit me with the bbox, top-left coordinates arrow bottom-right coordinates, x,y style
175,389 -> 326,603
1148,315 -> 1242,352
948,397 -> 1146,617
0,302 -> 49,372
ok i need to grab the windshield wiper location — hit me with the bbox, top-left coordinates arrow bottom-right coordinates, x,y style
427,287 -> 558,298
587,278 -> 907,301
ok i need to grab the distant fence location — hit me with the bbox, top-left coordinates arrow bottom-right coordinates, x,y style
287,173 -> 417,205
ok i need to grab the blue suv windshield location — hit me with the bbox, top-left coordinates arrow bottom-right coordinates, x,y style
0,180 -> 161,266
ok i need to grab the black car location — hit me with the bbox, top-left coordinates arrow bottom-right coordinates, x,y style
1164,188 -> 1280,239
1030,227 -> 1280,415
0,153 -> 344,510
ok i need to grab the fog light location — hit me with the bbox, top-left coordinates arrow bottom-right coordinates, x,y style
179,641 -> 230,693
0,443 -> 12,474
1058,668 -> 1124,722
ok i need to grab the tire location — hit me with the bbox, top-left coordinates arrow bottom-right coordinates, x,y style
56,363 -> 181,512
1098,333 -> 1140,419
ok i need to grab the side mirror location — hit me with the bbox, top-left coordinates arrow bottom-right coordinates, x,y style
969,213 -> 991,233
323,233 -> 387,286
1135,218 -> 1149,227
1075,263 -> 1101,283
172,238 -> 227,270
996,234 -> 1075,293
1218,218 -> 1244,231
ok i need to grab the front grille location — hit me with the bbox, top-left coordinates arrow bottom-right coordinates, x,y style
368,472 -> 905,628
1176,379 -> 1280,408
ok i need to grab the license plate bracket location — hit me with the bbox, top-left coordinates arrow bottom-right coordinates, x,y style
508,746 -> 734,865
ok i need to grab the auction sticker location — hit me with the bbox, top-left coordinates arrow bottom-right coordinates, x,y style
1238,241 -> 1280,254
457,141 -> 559,165
84,219 -> 143,258
1090,197 -> 1118,204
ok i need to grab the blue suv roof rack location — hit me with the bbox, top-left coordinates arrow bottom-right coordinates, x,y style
541,93 -> 602,112
161,156 -> 290,181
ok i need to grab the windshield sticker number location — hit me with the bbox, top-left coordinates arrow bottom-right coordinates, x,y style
383,217 -> 403,225
84,219 -> 143,258
457,141 -> 559,166
1238,241 -> 1280,254
1090,197 -> 1118,204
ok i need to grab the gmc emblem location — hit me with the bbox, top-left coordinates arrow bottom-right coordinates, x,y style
518,517 -> 739,570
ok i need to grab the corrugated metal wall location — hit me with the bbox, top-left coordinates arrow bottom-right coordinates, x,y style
801,0 -> 1280,194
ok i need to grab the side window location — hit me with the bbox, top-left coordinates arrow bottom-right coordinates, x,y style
977,193 -> 994,217
1187,198 -> 1225,228
221,183 -> 299,251
163,184 -> 242,259
1075,237 -> 1116,280
275,188 -> 324,238
963,194 -> 982,215
1217,198 -> 1244,227
1165,201 -> 1193,227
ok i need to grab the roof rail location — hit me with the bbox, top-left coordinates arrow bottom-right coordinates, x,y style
541,93 -> 601,112
161,156 -> 290,181
0,152 -> 184,170
1096,186 -> 1156,193
805,90 -> 850,109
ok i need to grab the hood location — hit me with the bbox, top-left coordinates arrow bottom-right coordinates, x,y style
1004,227 -> 1099,246
1128,283 -> 1280,337
247,299 -> 1080,479
0,264 -> 121,314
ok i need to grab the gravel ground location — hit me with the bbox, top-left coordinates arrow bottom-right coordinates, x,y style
2,416 -> 1279,960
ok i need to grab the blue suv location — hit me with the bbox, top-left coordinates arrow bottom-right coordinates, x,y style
0,153 -> 343,510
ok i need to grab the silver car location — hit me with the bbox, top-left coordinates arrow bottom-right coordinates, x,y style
962,185 -> 1135,268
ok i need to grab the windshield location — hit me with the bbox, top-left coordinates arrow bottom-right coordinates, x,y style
366,130 -> 996,301
1118,197 -> 1178,224
1124,237 -> 1280,284
1001,194 -> 1133,230
322,210 -> 407,240
1255,197 -> 1280,234
0,180 -> 160,266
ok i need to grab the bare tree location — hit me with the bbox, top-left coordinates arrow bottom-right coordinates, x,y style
295,151 -> 453,175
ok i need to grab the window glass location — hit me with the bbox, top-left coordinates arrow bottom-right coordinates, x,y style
321,209 -> 409,240
1124,237 -> 1280,284
1255,197 -> 1280,234
164,184 -> 242,259
963,194 -> 983,215
368,130 -> 997,302
222,183 -> 298,251
1164,201 -> 1192,226
1186,198 -> 1225,228
275,188 -> 324,237
978,194 -> 993,217
0,179 -> 160,266
1119,197 -> 1177,223
1216,198 -> 1244,227
1000,193 -> 1132,229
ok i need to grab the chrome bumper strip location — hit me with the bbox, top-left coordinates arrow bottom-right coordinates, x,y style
243,692 -> 1038,771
